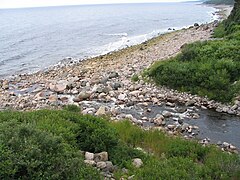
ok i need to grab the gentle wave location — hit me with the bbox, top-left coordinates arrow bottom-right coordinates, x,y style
97,28 -> 172,55
103,33 -> 128,37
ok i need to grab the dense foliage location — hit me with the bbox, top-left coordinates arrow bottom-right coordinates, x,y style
0,108 -> 239,179
146,0 -> 240,102
112,120 -> 240,179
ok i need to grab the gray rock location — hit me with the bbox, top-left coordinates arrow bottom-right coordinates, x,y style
108,72 -> 119,79
103,161 -> 114,173
153,115 -> 164,126
118,93 -> 126,101
48,95 -> 58,103
231,105 -> 238,110
100,77 -> 109,84
125,114 -> 134,121
84,160 -> 96,166
50,82 -> 68,93
94,151 -> 108,162
162,111 -> 172,118
222,142 -> 230,148
95,106 -> 107,116
227,109 -> 235,115
2,80 -> 9,90
167,124 -> 176,130
80,81 -> 87,87
78,91 -> 91,100
92,84 -> 104,93
185,100 -> 195,106
97,161 -> 107,169
217,141 -> 222,146
176,107 -> 187,113
85,152 -> 94,160
73,97 -> 81,102
82,108 -> 96,115
128,175 -> 135,180
166,102 -> 175,107
222,107 -> 229,113
229,145 -> 237,150
132,158 -> 143,168
181,123 -> 189,131
192,113 -> 200,119
112,82 -> 122,90
194,23 -> 199,27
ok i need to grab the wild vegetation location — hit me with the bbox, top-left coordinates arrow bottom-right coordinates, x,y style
1,1 -> 240,179
146,0 -> 240,103
0,107 -> 239,179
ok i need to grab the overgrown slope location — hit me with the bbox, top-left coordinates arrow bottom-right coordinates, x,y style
146,0 -> 240,103
0,107 -> 239,179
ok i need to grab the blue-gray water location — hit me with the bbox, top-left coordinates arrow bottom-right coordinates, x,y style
0,2 -> 217,77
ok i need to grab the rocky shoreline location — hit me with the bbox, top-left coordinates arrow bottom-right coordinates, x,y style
0,6 -> 239,152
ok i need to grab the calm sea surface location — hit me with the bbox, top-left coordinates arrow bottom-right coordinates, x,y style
0,2 -> 217,77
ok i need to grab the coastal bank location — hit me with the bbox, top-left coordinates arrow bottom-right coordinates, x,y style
0,5 -> 239,150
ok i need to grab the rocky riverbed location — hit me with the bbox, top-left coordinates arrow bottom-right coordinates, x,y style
0,6 -> 239,153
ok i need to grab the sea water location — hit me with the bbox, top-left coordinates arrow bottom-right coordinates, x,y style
0,2 -> 217,77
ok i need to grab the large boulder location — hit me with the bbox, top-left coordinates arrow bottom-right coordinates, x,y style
85,152 -> 94,160
49,80 -> 69,93
95,106 -> 107,116
94,152 -> 108,162
78,91 -> 91,100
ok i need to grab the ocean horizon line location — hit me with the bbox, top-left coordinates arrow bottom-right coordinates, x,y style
0,1 -> 201,10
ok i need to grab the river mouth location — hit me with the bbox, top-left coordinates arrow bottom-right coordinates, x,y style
190,109 -> 240,147
116,102 -> 240,149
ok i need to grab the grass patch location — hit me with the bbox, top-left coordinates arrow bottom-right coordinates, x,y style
111,120 -> 240,179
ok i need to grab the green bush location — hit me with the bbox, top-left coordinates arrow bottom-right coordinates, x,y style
0,120 -> 100,179
0,110 -> 119,153
147,39 -> 240,102
0,110 -> 239,179
63,104 -> 81,112
131,74 -> 140,82
166,139 -> 210,162
213,23 -> 226,38
146,0 -> 240,103
134,157 -> 202,180
74,115 -> 118,153
202,149 -> 240,179
109,143 -> 146,167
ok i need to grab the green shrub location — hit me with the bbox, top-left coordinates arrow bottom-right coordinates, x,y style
134,157 -> 202,180
166,139 -> 209,162
202,149 -> 240,179
131,74 -> 140,82
0,110 -> 119,153
0,120 -> 100,179
74,115 -> 118,153
147,39 -> 240,102
109,143 -> 146,167
0,110 -> 239,179
146,0 -> 240,103
213,23 -> 226,38
63,104 -> 81,112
